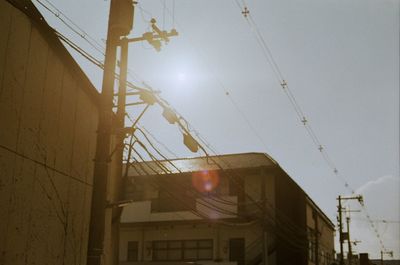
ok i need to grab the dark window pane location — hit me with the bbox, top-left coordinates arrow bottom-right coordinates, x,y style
198,240 -> 213,248
127,241 -> 138,261
168,249 -> 182,260
184,240 -> 197,248
154,241 -> 167,249
154,250 -> 167,260
169,241 -> 182,249
198,249 -> 213,260
152,239 -> 213,261
184,249 -> 197,260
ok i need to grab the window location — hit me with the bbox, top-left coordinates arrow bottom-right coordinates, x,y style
308,228 -> 316,263
127,241 -> 139,261
152,239 -> 213,261
151,176 -> 196,212
229,176 -> 244,196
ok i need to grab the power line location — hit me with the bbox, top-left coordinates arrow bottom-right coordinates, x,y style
33,0 -> 106,57
232,1 -> 388,252
123,105 -> 314,248
33,0 -> 378,252
154,0 -> 273,155
125,129 -> 313,250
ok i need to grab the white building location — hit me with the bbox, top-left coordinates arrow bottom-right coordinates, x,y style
119,153 -> 335,265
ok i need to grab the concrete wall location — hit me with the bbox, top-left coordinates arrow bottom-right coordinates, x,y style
120,163 -> 334,265
306,202 -> 335,265
275,171 -> 307,265
0,1 -> 99,264
119,222 -> 263,264
120,168 -> 278,265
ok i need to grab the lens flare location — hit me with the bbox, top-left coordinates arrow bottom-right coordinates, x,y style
191,170 -> 220,193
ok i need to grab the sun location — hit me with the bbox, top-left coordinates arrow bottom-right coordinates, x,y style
177,72 -> 186,82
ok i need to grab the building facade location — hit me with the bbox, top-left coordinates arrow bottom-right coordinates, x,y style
0,1 -> 121,264
119,153 -> 335,265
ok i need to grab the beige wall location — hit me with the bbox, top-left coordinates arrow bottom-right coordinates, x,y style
119,222 -> 263,263
120,169 -> 277,264
306,202 -> 335,265
0,1 -> 99,264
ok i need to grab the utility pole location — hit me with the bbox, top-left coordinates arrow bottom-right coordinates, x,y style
86,1 -> 178,263
87,1 -> 134,265
337,195 -> 344,265
337,194 -> 363,265
346,216 -> 352,265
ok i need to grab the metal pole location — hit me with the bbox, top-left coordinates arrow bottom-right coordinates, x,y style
338,196 -> 344,265
117,38 -> 128,129
346,217 -> 352,265
111,37 -> 129,265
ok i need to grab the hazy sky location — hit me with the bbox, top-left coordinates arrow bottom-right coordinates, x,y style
34,0 -> 399,259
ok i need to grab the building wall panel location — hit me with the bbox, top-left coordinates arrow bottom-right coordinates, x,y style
38,48 -> 64,167
3,158 -> 36,265
16,26 -> 49,158
26,165 -> 66,265
0,7 -> 32,150
0,1 -> 101,265
0,149 -> 15,261
55,71 -> 78,175
44,171 -> 71,264
0,0 -> 12,92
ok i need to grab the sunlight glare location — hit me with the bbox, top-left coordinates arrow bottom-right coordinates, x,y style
177,72 -> 186,82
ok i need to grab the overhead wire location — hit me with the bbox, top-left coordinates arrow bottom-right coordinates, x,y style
35,0 -> 346,253
233,1 -> 388,252
153,0 -> 273,155
122,101 -> 313,248
33,0 -> 106,57
153,0 -> 379,250
127,130 -> 312,251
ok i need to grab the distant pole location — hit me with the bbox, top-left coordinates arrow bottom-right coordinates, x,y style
338,196 -> 344,265
380,251 -> 383,265
346,216 -> 352,265
337,194 -> 363,265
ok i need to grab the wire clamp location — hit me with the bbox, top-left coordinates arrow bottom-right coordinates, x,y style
242,6 -> 249,17
280,80 -> 288,89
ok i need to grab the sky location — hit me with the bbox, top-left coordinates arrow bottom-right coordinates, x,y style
33,0 -> 399,259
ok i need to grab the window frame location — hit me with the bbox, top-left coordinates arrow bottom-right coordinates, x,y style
127,241 -> 139,262
152,239 -> 213,261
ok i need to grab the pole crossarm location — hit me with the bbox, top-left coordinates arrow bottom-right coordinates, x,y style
125,31 -> 178,44
337,194 -> 365,265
